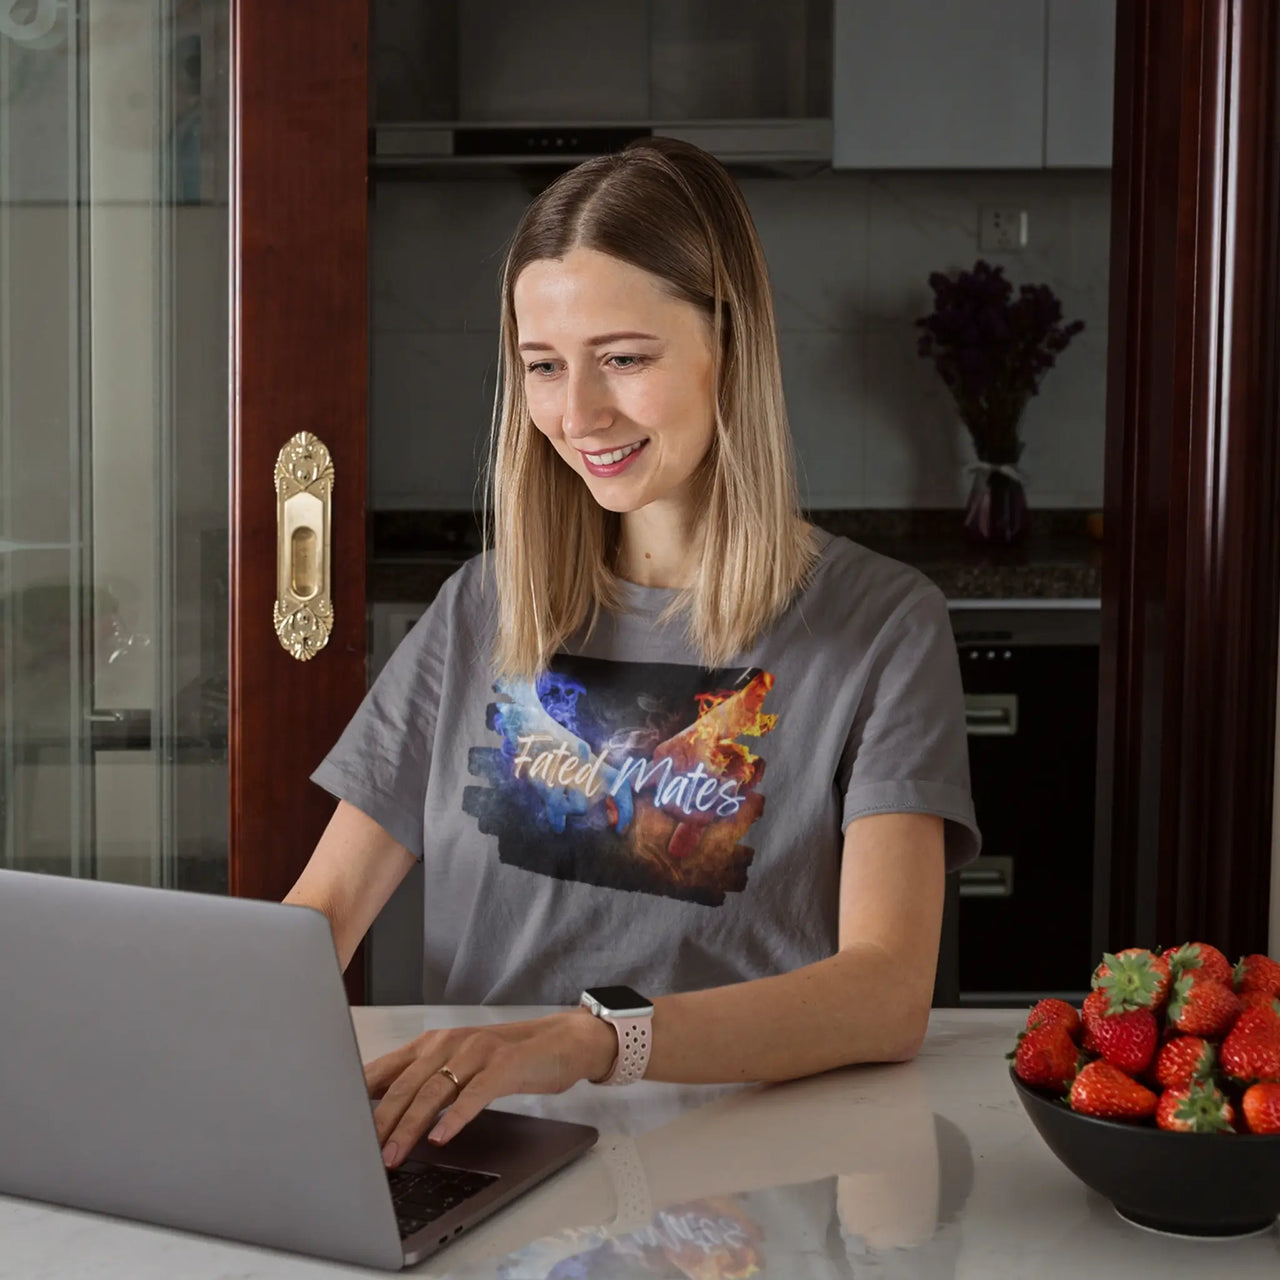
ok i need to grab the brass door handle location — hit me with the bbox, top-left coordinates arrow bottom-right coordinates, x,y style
273,431 -> 334,660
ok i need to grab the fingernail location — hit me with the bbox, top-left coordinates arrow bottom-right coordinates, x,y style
427,1121 -> 449,1145
382,1141 -> 398,1167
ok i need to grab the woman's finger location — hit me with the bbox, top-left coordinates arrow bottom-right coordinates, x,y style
425,1068 -> 499,1146
373,1052 -> 452,1148
363,1028 -> 454,1095
380,1065 -> 477,1167
380,1031 -> 512,1160
363,1043 -> 419,1096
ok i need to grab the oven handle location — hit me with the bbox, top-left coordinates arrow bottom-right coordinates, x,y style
964,693 -> 1018,736
959,855 -> 1014,898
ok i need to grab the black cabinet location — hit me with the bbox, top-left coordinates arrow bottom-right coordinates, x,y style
951,606 -> 1100,1003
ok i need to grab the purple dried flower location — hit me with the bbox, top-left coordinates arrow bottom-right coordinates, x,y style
915,260 -> 1085,462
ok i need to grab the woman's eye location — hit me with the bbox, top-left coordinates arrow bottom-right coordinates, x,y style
524,356 -> 648,376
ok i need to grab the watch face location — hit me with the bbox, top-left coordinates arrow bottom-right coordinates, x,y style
583,985 -> 652,1016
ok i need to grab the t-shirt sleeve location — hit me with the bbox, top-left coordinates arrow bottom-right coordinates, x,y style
840,584 -> 981,870
309,593 -> 452,861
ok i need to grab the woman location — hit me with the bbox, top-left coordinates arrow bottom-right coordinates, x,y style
286,137 -> 980,1170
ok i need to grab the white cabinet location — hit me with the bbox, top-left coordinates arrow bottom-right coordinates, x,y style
1045,0 -> 1116,167
833,0 -> 1115,169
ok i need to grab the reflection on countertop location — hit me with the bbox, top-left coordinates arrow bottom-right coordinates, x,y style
367,508 -> 1102,604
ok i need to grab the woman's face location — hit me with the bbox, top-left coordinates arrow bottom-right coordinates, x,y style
514,247 -> 717,515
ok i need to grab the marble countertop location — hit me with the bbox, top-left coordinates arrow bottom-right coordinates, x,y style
367,510 -> 1103,604
3,1007 -> 1277,1278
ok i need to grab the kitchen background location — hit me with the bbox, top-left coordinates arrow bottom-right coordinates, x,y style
361,0 -> 1112,1005
8,2 -> 1279,1014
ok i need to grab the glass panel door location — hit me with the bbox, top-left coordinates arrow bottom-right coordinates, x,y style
1,1 -> 229,891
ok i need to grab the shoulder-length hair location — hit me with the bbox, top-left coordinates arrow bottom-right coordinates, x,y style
484,136 -> 818,680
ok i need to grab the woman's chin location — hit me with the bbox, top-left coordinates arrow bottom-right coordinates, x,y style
581,478 -> 651,514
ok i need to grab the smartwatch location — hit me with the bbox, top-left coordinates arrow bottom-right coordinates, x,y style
579,985 -> 654,1086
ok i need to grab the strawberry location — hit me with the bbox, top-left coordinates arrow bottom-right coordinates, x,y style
1069,1060 -> 1158,1122
1156,1079 -> 1236,1133
1220,1007 -> 1280,1086
1009,1023 -> 1080,1092
1166,974 -> 1240,1039
1080,989 -> 1109,1054
1234,954 -> 1280,998
1151,1036 -> 1216,1090
1242,1083 -> 1280,1134
1092,948 -> 1172,1010
1025,997 -> 1081,1040
1237,990 -> 1280,1017
1092,1006 -> 1158,1076
1164,942 -> 1234,987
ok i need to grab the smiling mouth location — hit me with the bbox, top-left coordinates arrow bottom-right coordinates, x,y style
582,440 -> 648,466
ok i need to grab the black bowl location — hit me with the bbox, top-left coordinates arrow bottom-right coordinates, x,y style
1010,1066 -> 1280,1236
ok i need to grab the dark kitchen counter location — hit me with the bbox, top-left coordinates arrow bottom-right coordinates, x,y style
367,509 -> 1102,604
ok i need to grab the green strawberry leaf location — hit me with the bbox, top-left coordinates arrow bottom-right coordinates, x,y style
1097,951 -> 1161,1012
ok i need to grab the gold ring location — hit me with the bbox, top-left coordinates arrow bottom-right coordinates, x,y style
436,1065 -> 461,1091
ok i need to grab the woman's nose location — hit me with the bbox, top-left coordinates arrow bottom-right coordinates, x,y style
560,364 -> 612,440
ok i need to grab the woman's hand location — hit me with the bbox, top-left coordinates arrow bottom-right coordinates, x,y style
364,1009 -> 617,1167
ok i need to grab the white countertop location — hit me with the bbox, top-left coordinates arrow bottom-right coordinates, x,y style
3,1006 -> 1279,1278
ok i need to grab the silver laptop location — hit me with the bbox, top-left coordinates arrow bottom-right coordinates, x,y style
0,868 -> 598,1270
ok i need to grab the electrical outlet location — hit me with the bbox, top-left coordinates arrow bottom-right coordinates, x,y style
979,207 -> 1029,252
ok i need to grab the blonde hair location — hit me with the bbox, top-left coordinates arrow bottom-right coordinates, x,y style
484,136 -> 818,679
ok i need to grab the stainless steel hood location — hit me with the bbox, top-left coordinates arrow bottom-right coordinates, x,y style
371,118 -> 832,176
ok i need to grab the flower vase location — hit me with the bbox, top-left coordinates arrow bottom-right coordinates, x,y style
963,460 -> 1028,544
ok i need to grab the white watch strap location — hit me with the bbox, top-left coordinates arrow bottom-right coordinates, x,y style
598,1012 -> 652,1085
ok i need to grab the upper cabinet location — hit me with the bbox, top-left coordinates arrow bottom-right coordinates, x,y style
1044,0 -> 1116,167
832,0 -> 1115,169
373,0 -> 833,170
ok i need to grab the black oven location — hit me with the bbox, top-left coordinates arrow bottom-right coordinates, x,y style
950,605 -> 1101,1004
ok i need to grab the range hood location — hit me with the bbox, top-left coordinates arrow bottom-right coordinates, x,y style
371,118 -> 832,176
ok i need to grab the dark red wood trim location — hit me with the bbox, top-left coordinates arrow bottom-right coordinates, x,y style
1097,0 -> 1280,954
230,2 -> 369,1002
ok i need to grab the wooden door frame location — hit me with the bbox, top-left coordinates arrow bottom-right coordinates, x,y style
1097,0 -> 1280,955
229,1 -> 370,1002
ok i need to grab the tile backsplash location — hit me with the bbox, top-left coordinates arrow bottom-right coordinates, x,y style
371,167 -> 1110,510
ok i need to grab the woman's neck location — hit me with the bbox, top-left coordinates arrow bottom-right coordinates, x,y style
615,502 -> 700,589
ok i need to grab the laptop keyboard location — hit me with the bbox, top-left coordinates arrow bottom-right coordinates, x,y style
387,1163 -> 500,1239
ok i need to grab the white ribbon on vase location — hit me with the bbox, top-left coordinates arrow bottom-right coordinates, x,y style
964,460 -> 1029,485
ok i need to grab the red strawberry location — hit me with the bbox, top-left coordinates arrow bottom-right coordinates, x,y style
1237,990 -> 1280,1016
1009,1023 -> 1080,1092
1232,1004 -> 1280,1035
1080,989 -> 1110,1054
1234,954 -> 1280,998
1069,1060 -> 1158,1122
1220,1008 -> 1280,1086
1242,1083 -> 1280,1134
1156,1079 -> 1236,1133
1166,974 -> 1240,1039
1164,942 -> 1233,987
1092,1006 -> 1158,1076
1092,948 -> 1172,1010
1152,1036 -> 1216,1090
1025,997 -> 1081,1040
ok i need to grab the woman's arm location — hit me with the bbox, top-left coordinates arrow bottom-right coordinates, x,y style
282,799 -> 418,973
642,811 -> 946,1082
371,811 -> 946,1158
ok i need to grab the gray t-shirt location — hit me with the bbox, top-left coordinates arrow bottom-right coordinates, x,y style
312,529 -> 980,1004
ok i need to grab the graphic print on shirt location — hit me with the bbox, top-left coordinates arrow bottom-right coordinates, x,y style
461,653 -> 777,905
